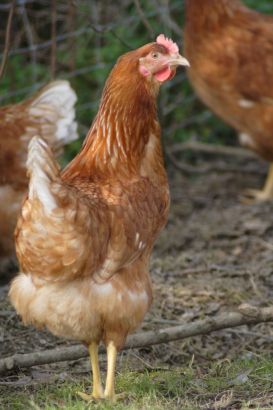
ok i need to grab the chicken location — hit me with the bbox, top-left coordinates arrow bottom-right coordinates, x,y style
0,81 -> 78,262
9,36 -> 189,401
184,0 -> 273,202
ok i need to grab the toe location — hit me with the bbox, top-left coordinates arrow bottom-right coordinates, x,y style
77,391 -> 104,402
240,189 -> 271,204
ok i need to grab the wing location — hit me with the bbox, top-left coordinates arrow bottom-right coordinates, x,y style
16,137 -> 110,282
93,178 -> 169,283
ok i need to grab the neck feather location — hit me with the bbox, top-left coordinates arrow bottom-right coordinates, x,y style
64,70 -> 162,179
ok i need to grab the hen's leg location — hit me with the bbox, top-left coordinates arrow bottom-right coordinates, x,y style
242,163 -> 273,203
77,342 -> 104,401
104,341 -> 117,400
89,342 -> 104,398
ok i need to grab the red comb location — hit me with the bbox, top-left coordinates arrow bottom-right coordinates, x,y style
156,34 -> 179,54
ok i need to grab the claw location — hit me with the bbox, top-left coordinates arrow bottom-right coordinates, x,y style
112,392 -> 127,402
77,390 -> 126,403
76,391 -> 104,402
241,163 -> 273,204
240,188 -> 273,204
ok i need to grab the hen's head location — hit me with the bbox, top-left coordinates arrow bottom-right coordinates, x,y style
109,35 -> 189,93
138,34 -> 190,84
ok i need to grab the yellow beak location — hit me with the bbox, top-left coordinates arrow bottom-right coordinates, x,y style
169,54 -> 190,68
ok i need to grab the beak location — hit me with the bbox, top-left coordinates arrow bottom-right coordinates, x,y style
169,54 -> 190,68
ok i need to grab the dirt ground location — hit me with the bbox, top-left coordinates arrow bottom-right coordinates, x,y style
1,152 -> 273,391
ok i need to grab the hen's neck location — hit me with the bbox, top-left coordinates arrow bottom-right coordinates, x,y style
64,72 -> 165,181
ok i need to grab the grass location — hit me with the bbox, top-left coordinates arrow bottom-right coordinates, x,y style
2,355 -> 273,410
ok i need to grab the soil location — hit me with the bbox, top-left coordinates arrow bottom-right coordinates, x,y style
1,153 -> 273,383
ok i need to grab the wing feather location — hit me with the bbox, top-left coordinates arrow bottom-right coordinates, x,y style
16,138 -> 110,282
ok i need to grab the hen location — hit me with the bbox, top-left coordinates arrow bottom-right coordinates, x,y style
0,81 -> 78,262
184,0 -> 273,202
9,36 -> 189,400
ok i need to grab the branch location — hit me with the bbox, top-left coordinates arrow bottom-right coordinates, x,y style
166,141 -> 266,175
67,0 -> 76,72
133,0 -> 155,39
1,304 -> 273,374
50,0 -> 57,79
155,0 -> 181,36
18,0 -> 38,82
169,141 -> 258,159
166,149 -> 266,175
0,0 -> 16,81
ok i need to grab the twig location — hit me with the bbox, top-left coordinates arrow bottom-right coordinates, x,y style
1,304 -> 273,374
169,141 -> 258,159
0,0 -> 16,81
166,141 -> 266,175
108,30 -> 133,50
87,19 -> 133,50
0,3 -> 181,60
154,0 -> 181,36
50,0 -> 57,79
166,149 -> 266,175
0,0 -> 34,10
165,107 -> 213,134
133,0 -> 154,39
18,0 -> 38,83
68,0 -> 76,72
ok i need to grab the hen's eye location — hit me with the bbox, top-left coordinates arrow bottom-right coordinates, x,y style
151,52 -> 159,59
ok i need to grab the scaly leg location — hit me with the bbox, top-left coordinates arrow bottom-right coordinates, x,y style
104,341 -> 117,400
242,163 -> 273,204
77,342 -> 104,401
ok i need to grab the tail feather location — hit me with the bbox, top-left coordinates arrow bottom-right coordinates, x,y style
28,80 -> 78,149
27,137 -> 60,212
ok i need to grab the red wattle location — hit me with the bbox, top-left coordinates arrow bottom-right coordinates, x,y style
155,66 -> 172,82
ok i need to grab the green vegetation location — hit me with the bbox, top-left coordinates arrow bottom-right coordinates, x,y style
1,0 -> 273,163
2,355 -> 273,409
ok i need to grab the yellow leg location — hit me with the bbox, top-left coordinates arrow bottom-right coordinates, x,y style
89,342 -> 104,398
77,342 -> 104,401
104,341 -> 117,400
242,163 -> 273,203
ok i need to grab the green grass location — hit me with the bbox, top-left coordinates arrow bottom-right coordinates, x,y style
2,355 -> 273,410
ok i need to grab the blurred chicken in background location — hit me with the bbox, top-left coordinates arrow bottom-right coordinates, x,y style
0,80 -> 78,270
184,0 -> 273,203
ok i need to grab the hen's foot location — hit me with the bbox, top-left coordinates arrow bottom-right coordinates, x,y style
241,163 -> 273,204
104,391 -> 127,402
76,390 -> 104,402
77,391 -> 126,403
241,188 -> 273,204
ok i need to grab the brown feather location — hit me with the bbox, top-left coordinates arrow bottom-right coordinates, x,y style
184,0 -> 273,160
0,81 -> 78,260
10,42 -> 171,349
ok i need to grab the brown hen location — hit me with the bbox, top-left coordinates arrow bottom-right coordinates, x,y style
9,36 -> 189,400
0,81 -> 78,263
184,0 -> 273,202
